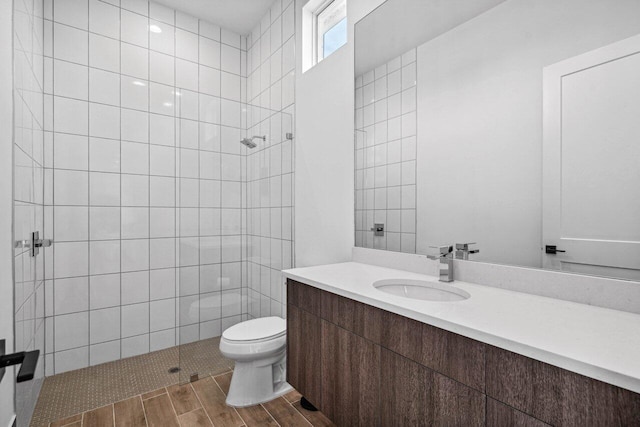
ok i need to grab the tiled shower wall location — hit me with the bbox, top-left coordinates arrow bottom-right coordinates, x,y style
13,0 -> 46,422
245,0 -> 296,319
43,0 -> 248,374
355,48 -> 417,253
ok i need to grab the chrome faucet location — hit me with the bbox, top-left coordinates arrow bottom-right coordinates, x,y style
455,242 -> 479,260
427,245 -> 454,282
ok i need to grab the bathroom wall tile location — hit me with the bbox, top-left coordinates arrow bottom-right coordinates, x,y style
122,270 -> 149,304
54,277 -> 89,315
122,302 -> 149,337
90,240 -> 121,275
150,2 -> 174,25
54,311 -> 89,350
90,340 -> 120,365
121,334 -> 149,358
121,10 -> 148,47
176,11 -> 197,33
150,299 -> 175,331
89,33 -> 120,72
54,23 -> 88,65
121,0 -> 147,16
121,174 -> 149,206
54,169 -> 88,205
90,172 -> 120,206
175,59 -> 198,92
150,20 -> 174,55
121,42 -> 148,79
54,206 -> 88,241
199,21 -> 220,41
46,0 -> 275,362
150,51 -> 174,85
53,60 -> 88,100
89,68 -> 120,106
149,114 -> 175,146
54,133 -> 88,170
90,306 -> 120,344
90,273 -> 120,309
121,76 -> 149,110
121,141 -> 149,175
150,238 -> 175,269
89,103 -> 120,139
150,329 -> 175,351
54,97 -> 88,135
89,0 -> 120,39
199,37 -> 220,69
90,207 -> 120,240
54,346 -> 89,373
121,239 -> 149,271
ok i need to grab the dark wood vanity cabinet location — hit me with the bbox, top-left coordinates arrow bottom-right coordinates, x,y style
286,279 -> 640,426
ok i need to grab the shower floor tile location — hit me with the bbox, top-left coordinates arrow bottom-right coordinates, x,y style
45,371 -> 334,427
31,338 -> 234,427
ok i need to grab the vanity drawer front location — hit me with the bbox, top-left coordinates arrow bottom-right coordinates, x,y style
486,345 -> 640,426
287,279 -> 322,317
378,310 -> 486,392
320,286 -> 384,344
321,320 -> 380,426
381,348 -> 485,427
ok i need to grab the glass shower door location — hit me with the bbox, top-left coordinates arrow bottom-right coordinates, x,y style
175,92 -> 294,383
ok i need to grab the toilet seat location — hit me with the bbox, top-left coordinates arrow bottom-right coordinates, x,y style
222,316 -> 286,343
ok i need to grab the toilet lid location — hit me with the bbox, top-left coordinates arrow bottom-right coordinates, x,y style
222,316 -> 286,342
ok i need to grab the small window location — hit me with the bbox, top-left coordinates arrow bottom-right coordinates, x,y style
303,0 -> 347,71
316,0 -> 347,62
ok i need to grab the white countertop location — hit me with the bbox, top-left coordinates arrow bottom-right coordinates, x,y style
283,262 -> 640,394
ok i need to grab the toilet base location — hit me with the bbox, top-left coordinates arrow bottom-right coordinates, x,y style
225,352 -> 293,408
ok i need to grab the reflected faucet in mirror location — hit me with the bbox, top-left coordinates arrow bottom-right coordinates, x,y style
455,243 -> 480,260
427,245 -> 454,283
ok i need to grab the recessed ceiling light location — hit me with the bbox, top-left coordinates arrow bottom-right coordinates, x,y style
149,24 -> 162,33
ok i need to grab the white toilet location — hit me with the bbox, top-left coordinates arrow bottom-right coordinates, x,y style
219,316 -> 292,407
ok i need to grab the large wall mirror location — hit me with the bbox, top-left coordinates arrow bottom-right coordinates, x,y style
354,0 -> 640,281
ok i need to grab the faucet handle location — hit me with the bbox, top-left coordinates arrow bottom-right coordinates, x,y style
427,245 -> 453,259
455,242 -> 479,259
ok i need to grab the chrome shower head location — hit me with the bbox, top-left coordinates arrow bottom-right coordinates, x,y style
240,135 -> 266,149
240,138 -> 257,149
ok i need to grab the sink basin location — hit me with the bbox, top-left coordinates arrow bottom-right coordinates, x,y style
373,279 -> 470,302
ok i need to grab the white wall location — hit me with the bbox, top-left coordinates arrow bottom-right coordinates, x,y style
1,0 -> 16,422
294,0 -> 385,268
415,0 -> 640,267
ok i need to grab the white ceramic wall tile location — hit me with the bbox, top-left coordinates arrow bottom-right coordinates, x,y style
89,0 -> 120,38
89,33 -> 119,72
44,0 -> 292,369
355,48 -> 417,253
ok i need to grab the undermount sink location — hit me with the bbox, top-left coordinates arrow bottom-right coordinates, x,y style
373,279 -> 470,302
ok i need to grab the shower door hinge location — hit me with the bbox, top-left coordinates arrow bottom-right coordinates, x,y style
15,231 -> 53,257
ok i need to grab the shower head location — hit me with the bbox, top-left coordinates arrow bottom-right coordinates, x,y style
240,135 -> 266,149
240,138 -> 257,149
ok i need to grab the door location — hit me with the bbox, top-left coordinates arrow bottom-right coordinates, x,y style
542,34 -> 640,280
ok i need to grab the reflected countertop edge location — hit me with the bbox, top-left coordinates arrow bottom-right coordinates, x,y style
282,261 -> 640,394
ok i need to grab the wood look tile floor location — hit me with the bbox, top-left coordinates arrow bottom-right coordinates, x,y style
48,372 -> 335,427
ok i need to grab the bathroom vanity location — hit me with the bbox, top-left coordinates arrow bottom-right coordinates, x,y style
284,262 -> 640,426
